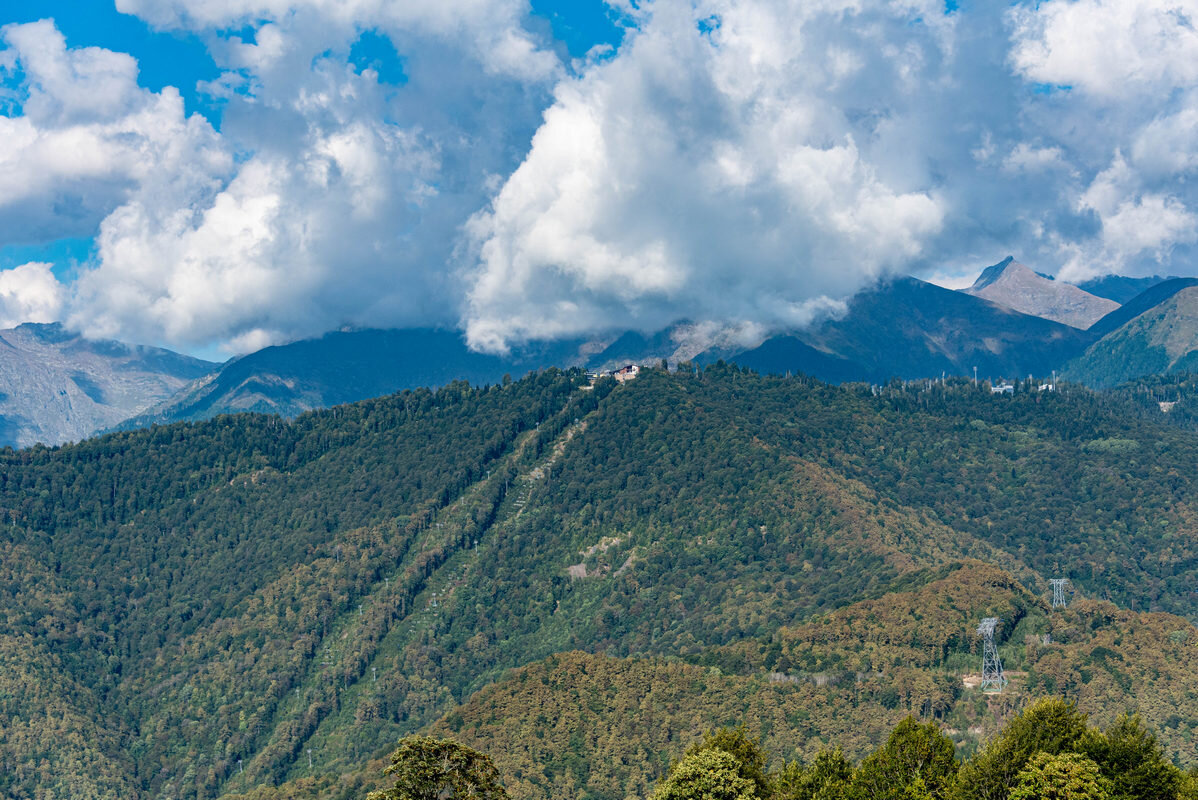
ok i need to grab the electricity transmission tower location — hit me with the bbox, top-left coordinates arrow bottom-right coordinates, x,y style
978,618 -> 1007,692
1049,578 -> 1070,609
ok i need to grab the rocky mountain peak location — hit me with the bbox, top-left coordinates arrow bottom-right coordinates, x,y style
962,257 -> 1119,329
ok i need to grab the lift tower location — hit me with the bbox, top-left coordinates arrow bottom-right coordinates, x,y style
978,618 -> 1007,692
1049,578 -> 1070,609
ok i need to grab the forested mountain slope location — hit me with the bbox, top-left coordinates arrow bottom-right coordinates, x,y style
241,564 -> 1197,800
423,565 -> 1197,800
1086,277 -> 1198,338
1,366 -> 1196,799
1068,286 -> 1198,387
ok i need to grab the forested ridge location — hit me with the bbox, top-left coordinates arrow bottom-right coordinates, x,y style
0,365 -> 1195,799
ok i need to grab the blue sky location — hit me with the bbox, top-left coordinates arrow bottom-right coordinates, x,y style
2,1 -> 217,113
0,1 -> 208,278
0,0 -> 621,277
1,0 -> 1196,355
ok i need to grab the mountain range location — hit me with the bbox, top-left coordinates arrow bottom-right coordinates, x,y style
0,322 -> 215,449
1077,274 -> 1173,304
5,257 -> 1198,446
731,275 -> 1094,382
117,328 -> 583,427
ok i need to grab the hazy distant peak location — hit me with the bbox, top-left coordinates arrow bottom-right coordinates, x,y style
962,257 -> 1118,329
1078,274 -> 1172,304
0,324 -> 216,449
970,256 -> 1016,291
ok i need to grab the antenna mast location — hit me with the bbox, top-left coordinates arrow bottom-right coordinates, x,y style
1049,578 -> 1070,609
978,618 -> 1007,692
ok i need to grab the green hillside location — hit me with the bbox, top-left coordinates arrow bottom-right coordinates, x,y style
1,366 -> 1197,798
236,564 -> 1198,800
1068,286 -> 1198,387
424,575 -> 1197,800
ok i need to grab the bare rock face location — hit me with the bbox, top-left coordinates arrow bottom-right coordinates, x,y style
0,323 -> 216,449
963,257 -> 1119,329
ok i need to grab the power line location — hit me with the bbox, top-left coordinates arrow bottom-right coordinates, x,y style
977,618 -> 1007,692
1049,578 -> 1070,609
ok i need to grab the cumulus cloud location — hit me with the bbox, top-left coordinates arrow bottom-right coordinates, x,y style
1002,143 -> 1069,174
0,20 -> 229,246
54,0 -> 561,352
1010,0 -> 1198,280
456,0 -> 1198,347
462,0 -> 950,351
0,263 -> 64,328
116,0 -> 559,81
13,0 -> 1198,353
1009,0 -> 1198,97
71,113 -> 441,346
1132,108 -> 1198,176
1055,155 -> 1198,280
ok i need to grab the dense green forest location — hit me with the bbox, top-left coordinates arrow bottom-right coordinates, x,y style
0,365 -> 1196,799
640,701 -> 1198,800
258,702 -> 1198,800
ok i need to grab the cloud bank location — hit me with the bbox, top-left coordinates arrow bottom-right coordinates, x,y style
464,0 -> 953,350
3,0 -> 1198,353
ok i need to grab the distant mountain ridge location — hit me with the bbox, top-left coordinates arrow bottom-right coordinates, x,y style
733,275 -> 1096,382
121,281 -> 1100,432
0,323 -> 216,449
14,260 -> 1198,443
120,328 -> 568,426
118,325 -> 745,429
962,256 -> 1118,329
1078,274 -> 1171,304
1067,285 -> 1198,387
1087,277 -> 1198,337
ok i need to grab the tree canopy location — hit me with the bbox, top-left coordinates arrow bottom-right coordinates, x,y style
367,736 -> 507,800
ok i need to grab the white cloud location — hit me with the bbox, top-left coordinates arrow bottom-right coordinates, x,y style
1010,0 -> 1198,97
0,0 -> 564,355
71,111 -> 442,350
116,0 -> 559,81
0,20 -> 230,246
1131,106 -> 1198,176
13,0 -> 1198,354
1002,143 -> 1068,173
0,263 -> 64,328
61,0 -> 557,353
1056,155 -> 1198,280
463,0 -> 948,352
1010,0 -> 1198,280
